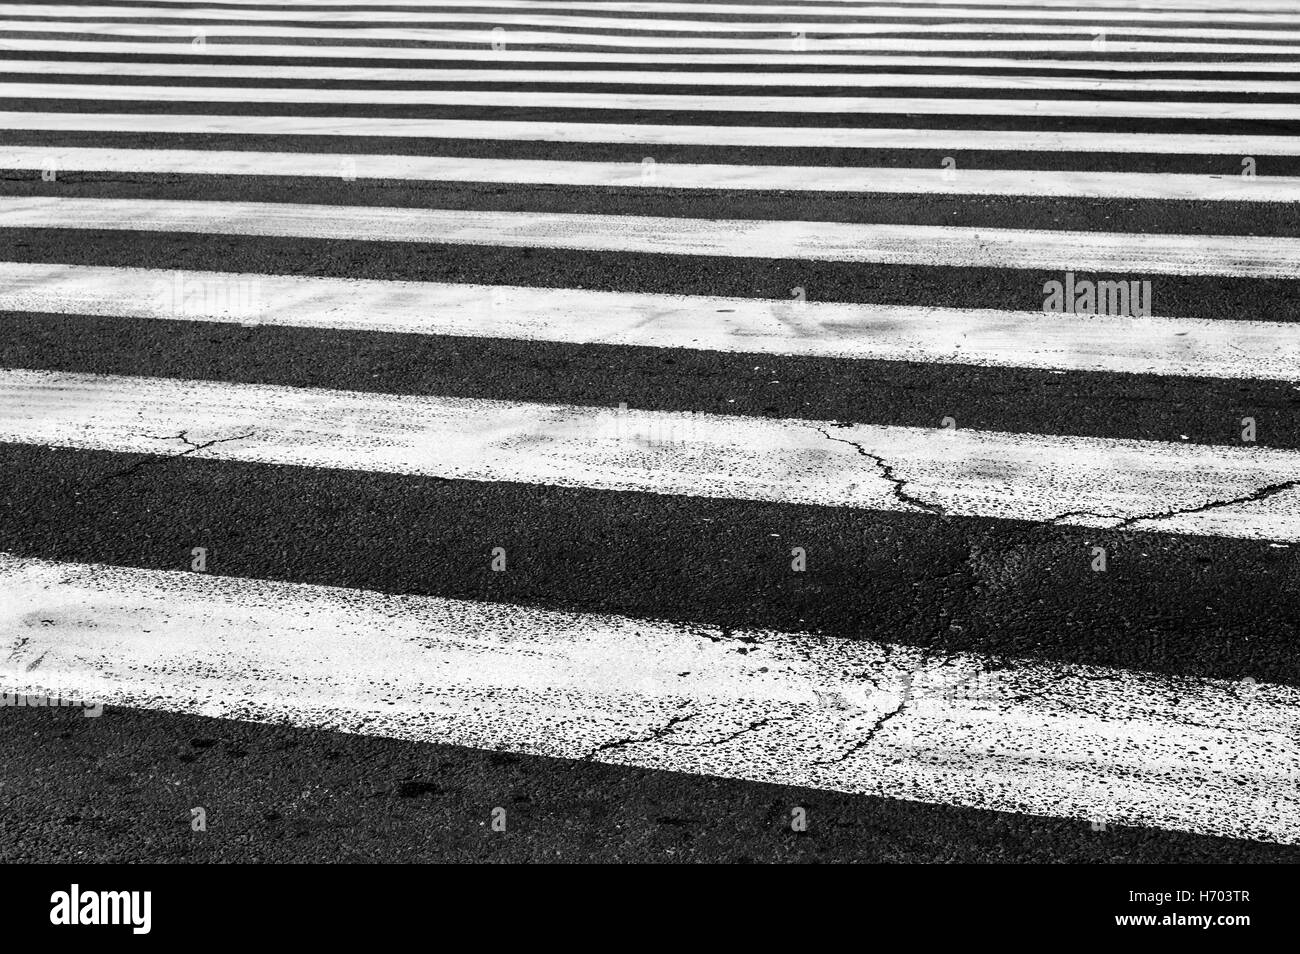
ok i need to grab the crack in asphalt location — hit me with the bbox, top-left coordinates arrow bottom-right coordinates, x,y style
812,695 -> 911,766
812,425 -> 947,516
14,429 -> 259,538
1048,475 -> 1300,533
808,654 -> 993,766
87,429 -> 257,488
143,429 -> 256,455
813,423 -> 1296,532
582,710 -> 698,761
664,713 -> 798,748
3,174 -> 183,185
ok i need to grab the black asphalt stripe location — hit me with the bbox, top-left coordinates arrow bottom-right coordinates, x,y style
4,98 -> 1298,135
4,442 -> 1299,686
3,311 -> 1296,449
4,129 -> 1296,174
6,49 -> 1300,81
2,175 -> 1296,237
13,73 -> 1300,104
6,705 -> 1293,863
4,230 -> 1294,323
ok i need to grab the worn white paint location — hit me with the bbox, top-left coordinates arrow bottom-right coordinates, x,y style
61,0 -> 1300,11
0,368 -> 1297,541
12,61 -> 1300,95
1,553 -> 1295,844
3,112 -> 1295,155
2,22 -> 1298,54
4,263 -> 1297,381
3,197 -> 1297,278
8,3 -> 1300,26
4,41 -> 1297,71
5,147 -> 1297,201
9,7 -> 1300,40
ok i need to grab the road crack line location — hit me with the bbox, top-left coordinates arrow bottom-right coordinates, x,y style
811,425 -> 946,516
812,696 -> 910,766
1048,476 -> 1300,531
664,713 -> 799,748
582,709 -> 698,761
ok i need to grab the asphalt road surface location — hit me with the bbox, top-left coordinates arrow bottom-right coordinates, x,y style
1,0 -> 1299,864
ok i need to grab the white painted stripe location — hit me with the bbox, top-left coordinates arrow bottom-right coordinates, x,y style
10,8 -> 1300,40
3,22 -> 1299,53
3,112 -> 1296,155
7,3 -> 1300,27
5,263 -> 1296,381
80,0 -> 1300,11
11,60 -> 1300,95
1,368 -> 1298,541
2,553 -> 1295,844
8,82 -> 1299,119
3,197 -> 1297,279
10,147 -> 1300,201
8,39 -> 1300,70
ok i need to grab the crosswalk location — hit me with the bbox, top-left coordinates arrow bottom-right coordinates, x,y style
1,0 -> 1298,858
